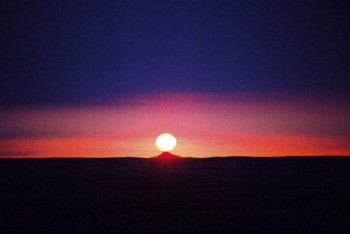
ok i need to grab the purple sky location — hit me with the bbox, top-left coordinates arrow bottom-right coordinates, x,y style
1,1 -> 349,157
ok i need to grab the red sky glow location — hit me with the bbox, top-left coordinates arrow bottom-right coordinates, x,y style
1,92 -> 349,158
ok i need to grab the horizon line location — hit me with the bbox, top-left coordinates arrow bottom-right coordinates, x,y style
1,155 -> 349,159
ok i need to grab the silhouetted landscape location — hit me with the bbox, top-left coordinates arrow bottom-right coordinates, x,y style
1,156 -> 350,233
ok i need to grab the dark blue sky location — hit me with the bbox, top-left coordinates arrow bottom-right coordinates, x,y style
1,0 -> 349,105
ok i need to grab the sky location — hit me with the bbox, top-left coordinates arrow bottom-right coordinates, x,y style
1,0 -> 349,157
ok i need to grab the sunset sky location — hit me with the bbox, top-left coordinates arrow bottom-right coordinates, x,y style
1,1 -> 349,157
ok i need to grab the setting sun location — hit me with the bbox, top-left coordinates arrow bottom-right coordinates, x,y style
156,133 -> 177,152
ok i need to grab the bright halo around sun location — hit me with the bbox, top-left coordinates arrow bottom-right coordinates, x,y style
156,133 -> 177,152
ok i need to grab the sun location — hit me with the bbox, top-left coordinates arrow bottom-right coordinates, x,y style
156,133 -> 177,152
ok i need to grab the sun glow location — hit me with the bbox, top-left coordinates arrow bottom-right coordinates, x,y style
156,133 -> 177,152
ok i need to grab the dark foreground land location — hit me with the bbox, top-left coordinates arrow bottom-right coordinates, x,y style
1,157 -> 350,233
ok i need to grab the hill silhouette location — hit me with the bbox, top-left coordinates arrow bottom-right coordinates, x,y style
1,157 -> 350,233
152,152 -> 182,160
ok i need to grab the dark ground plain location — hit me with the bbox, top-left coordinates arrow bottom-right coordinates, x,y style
1,157 -> 350,233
